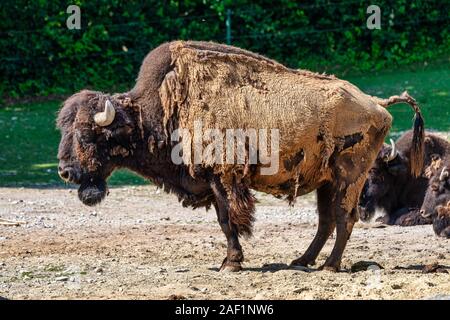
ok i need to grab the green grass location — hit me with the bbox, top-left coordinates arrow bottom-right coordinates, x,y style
346,67 -> 450,133
0,66 -> 449,187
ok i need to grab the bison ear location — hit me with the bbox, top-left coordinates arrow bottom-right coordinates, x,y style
387,163 -> 407,176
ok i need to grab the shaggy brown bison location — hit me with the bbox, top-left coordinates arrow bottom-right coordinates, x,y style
359,131 -> 450,226
434,202 -> 450,237
57,41 -> 424,271
421,164 -> 450,238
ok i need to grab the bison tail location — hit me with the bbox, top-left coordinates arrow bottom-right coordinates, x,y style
375,91 -> 425,177
229,182 -> 256,238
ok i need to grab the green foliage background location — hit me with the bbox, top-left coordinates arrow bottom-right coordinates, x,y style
0,0 -> 449,186
1,0 -> 449,99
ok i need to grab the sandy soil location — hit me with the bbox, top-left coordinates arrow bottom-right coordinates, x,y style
0,186 -> 448,300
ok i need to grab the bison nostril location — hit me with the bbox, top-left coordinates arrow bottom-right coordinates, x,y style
59,169 -> 69,180
58,168 -> 71,180
58,167 -> 81,184
420,209 -> 431,218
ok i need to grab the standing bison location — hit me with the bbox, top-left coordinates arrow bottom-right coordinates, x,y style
57,41 -> 424,271
359,131 -> 449,226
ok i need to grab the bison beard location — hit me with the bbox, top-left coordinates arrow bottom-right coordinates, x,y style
78,177 -> 108,206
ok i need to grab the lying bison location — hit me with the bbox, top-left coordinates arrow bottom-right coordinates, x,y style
57,41 -> 424,271
434,202 -> 450,238
359,131 -> 449,226
421,162 -> 450,238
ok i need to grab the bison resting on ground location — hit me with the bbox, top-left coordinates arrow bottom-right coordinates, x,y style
421,160 -> 450,238
433,202 -> 450,238
359,131 -> 449,226
57,41 -> 425,271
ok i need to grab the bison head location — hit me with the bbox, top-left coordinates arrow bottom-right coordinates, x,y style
57,90 -> 137,206
359,139 -> 408,221
420,165 -> 450,222
433,202 -> 450,238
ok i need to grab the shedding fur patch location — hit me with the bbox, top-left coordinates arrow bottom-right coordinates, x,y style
425,156 -> 442,178
159,70 -> 185,140
341,173 -> 367,213
159,41 -> 401,213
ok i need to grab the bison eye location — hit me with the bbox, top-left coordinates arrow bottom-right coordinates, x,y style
431,184 -> 439,192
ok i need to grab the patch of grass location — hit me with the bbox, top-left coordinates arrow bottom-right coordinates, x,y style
44,264 -> 66,273
346,66 -> 450,133
19,271 -> 34,279
0,66 -> 448,187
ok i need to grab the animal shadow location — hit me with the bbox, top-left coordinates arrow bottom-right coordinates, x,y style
209,263 -> 316,273
394,264 -> 450,272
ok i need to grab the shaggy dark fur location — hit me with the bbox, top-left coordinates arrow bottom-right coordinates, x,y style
359,130 -> 450,225
392,209 -> 432,226
228,180 -> 256,237
375,92 -> 425,178
421,161 -> 450,237
434,204 -> 450,238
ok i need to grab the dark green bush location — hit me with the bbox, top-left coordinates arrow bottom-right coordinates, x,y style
1,0 -> 449,99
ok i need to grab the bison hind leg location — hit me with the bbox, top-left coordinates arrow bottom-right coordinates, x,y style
320,125 -> 388,271
290,182 -> 336,268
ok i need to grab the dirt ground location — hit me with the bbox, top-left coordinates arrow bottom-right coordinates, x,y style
0,186 -> 449,300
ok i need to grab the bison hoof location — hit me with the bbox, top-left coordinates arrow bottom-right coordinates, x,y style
318,264 -> 340,272
220,259 -> 242,272
290,257 -> 315,267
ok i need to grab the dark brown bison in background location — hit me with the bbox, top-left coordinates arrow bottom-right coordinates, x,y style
57,41 -> 425,272
433,202 -> 450,238
421,163 -> 450,238
359,131 -> 450,226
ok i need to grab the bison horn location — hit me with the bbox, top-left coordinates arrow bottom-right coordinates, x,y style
385,138 -> 398,162
439,166 -> 449,181
94,100 -> 115,127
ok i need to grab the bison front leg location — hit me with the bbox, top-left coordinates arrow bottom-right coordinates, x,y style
291,183 -> 336,267
213,202 -> 244,272
211,179 -> 244,272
